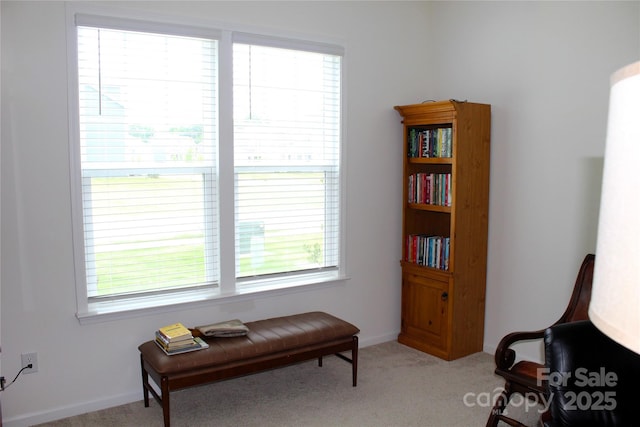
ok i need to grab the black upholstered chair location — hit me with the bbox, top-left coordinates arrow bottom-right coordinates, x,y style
487,254 -> 595,427
543,320 -> 640,426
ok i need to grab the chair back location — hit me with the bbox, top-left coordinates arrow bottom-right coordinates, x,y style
555,254 -> 595,324
544,319 -> 640,427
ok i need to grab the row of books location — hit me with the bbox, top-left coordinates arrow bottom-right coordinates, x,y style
408,173 -> 452,206
406,234 -> 450,271
155,322 -> 209,356
408,127 -> 452,158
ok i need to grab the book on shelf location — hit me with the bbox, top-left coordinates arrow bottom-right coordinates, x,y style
408,173 -> 452,206
155,336 -> 209,356
157,322 -> 192,342
407,126 -> 452,158
406,234 -> 450,271
195,319 -> 249,337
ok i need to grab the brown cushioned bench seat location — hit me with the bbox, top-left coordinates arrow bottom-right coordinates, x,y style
139,311 -> 360,427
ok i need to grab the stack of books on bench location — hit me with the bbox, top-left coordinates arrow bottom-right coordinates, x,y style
155,322 -> 209,356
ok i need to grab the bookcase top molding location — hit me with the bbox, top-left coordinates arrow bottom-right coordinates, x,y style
394,99 -> 489,125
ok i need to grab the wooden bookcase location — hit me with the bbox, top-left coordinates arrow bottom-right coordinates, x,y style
395,100 -> 491,360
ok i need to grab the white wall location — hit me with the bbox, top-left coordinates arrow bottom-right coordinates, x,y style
426,1 -> 640,360
1,1 -> 639,425
0,1 -> 430,425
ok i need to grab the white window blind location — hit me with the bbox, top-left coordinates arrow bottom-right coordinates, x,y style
76,25 -> 219,300
232,43 -> 341,282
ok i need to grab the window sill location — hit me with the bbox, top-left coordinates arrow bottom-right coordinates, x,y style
76,273 -> 349,325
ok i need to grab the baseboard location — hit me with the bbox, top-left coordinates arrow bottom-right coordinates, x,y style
3,391 -> 141,427
4,331 -> 401,427
358,331 -> 399,348
483,342 -> 498,357
483,342 -> 544,365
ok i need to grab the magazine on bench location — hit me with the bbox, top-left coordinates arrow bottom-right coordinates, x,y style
195,319 -> 249,337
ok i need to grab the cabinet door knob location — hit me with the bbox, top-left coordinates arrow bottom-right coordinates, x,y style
441,291 -> 448,301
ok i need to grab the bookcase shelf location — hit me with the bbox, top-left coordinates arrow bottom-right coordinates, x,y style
408,204 -> 451,213
395,100 -> 491,361
408,158 -> 452,165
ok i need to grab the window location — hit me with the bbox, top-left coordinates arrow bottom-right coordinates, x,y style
232,42 -> 341,283
69,13 -> 344,320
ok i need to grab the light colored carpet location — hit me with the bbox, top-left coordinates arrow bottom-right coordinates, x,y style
35,341 -> 541,426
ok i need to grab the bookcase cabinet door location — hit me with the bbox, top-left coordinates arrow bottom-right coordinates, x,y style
399,271 -> 449,356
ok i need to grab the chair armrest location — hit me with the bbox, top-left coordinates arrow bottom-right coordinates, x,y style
495,329 -> 546,370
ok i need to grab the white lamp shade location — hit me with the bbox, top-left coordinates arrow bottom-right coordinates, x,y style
589,60 -> 640,355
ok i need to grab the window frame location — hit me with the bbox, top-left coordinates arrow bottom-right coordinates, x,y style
66,7 -> 348,324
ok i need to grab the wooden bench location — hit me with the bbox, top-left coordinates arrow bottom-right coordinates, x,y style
139,311 -> 360,427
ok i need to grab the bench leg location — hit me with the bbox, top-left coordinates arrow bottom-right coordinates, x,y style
140,359 -> 171,426
352,335 -> 358,387
318,356 -> 323,367
333,336 -> 359,386
161,376 -> 171,427
140,355 -> 150,408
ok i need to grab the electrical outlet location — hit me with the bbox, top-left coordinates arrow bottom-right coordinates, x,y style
21,352 -> 38,374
